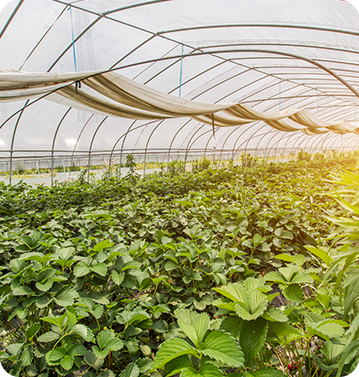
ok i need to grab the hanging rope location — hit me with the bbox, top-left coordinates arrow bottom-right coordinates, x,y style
179,44 -> 184,97
68,6 -> 77,72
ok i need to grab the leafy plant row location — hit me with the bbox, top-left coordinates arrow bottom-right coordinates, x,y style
0,152 -> 358,376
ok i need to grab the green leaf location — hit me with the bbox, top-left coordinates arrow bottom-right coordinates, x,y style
36,278 -> 54,292
202,331 -> 244,368
70,324 -> 94,341
69,344 -> 87,356
97,329 -> 115,349
90,304 -> 104,319
240,318 -> 268,366
73,261 -> 90,277
6,342 -> 24,355
164,355 -> 193,376
25,322 -> 41,341
20,346 -> 33,366
140,345 -> 152,356
54,287 -> 78,307
93,240 -> 114,252
152,320 -> 169,333
336,339 -> 359,377
250,367 -> 287,376
107,338 -> 124,351
316,323 -> 344,339
214,283 -> 247,303
181,363 -> 224,377
263,307 -> 288,322
47,348 -> 66,361
92,345 -> 109,359
283,284 -> 303,302
235,301 -> 267,321
91,263 -> 108,277
265,271 -> 285,284
151,338 -> 197,371
220,316 -> 242,338
111,270 -> 125,285
175,309 -> 209,348
60,354 -> 75,370
120,362 -> 140,377
305,245 -> 332,267
36,294 -> 52,308
12,285 -> 34,296
37,331 -> 60,343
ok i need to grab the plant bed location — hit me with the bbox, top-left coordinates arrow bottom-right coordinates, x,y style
0,153 -> 358,376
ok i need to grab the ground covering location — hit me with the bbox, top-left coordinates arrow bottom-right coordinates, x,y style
0,152 -> 359,377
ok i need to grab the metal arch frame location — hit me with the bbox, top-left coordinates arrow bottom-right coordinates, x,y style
108,120 -> 137,175
309,134 -> 330,154
325,134 -> 344,152
262,130 -> 283,159
301,133 -> 322,154
87,116 -> 108,182
231,122 -> 262,160
281,132 -> 301,158
340,135 -> 354,152
183,124 -> 207,167
111,48 -> 359,101
19,4 -> 68,70
51,107 -> 72,186
4,5 -> 359,170
166,119 -> 192,171
219,84 -> 312,157
69,113 -> 95,176
201,76 -> 291,159
292,134 -> 313,155
9,99 -> 29,185
270,132 -> 299,159
197,74 -> 281,156
240,87 -> 315,158
233,129 -> 279,161
199,75 -> 284,157
0,0 -> 24,40
143,120 -> 165,175
347,135 -> 359,151
268,93 -> 347,157
286,133 -> 309,156
195,41 -> 359,62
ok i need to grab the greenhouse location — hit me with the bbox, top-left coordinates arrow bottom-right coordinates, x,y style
1,0 -> 359,376
1,0 -> 359,183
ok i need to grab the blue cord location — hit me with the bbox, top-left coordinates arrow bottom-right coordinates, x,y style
68,6 -> 77,72
179,44 -> 184,97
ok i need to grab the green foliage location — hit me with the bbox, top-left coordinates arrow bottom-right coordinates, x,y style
151,309 -> 244,375
0,153 -> 359,376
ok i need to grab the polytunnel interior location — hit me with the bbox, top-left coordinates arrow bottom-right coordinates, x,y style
1,0 -> 359,184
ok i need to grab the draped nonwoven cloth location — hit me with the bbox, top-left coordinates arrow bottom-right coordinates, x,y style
0,68 -> 358,135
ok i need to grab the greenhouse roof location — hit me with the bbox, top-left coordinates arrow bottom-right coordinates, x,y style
1,0 -> 359,174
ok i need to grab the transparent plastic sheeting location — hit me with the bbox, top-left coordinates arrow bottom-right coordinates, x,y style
2,69 -> 359,134
1,0 -> 359,173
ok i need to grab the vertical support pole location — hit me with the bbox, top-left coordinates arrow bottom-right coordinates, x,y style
51,150 -> 54,186
9,151 -> 12,185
